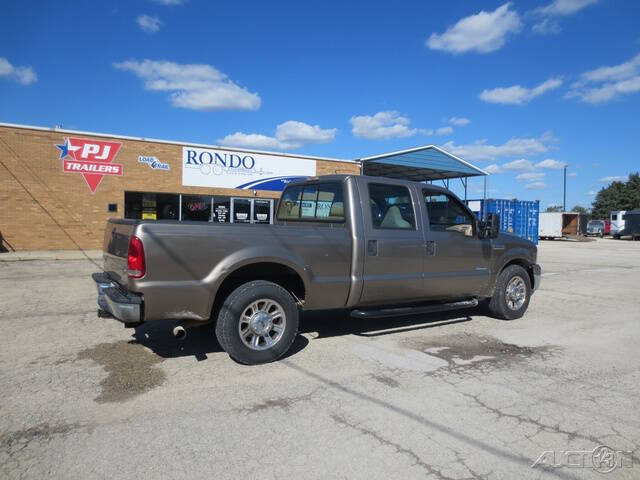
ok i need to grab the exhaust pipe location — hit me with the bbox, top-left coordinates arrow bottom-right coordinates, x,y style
172,325 -> 187,340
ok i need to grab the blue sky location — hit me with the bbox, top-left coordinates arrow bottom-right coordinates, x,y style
1,0 -> 639,209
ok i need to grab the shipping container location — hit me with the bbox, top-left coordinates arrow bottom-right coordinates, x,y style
466,199 -> 539,244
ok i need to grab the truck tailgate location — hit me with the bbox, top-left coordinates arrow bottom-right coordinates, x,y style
102,219 -> 138,285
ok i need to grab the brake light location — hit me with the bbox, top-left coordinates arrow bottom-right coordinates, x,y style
127,235 -> 146,279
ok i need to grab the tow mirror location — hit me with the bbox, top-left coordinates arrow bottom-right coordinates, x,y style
485,213 -> 500,239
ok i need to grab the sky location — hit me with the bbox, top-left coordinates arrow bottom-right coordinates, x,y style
1,0 -> 639,209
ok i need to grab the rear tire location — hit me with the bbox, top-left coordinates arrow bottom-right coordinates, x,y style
488,265 -> 531,320
215,280 -> 299,365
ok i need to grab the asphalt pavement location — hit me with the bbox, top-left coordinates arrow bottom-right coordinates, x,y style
1,238 -> 639,479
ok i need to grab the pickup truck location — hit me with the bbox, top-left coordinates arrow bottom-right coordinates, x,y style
93,175 -> 541,364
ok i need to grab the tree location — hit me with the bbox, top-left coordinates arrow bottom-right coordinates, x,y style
571,205 -> 588,214
591,172 -> 640,219
545,205 -> 563,212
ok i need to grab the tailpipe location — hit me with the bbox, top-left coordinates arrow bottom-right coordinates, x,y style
172,325 -> 187,340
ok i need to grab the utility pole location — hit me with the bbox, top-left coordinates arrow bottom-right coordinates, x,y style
563,165 -> 567,212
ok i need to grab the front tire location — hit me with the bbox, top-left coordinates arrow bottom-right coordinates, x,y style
488,265 -> 531,320
215,280 -> 299,365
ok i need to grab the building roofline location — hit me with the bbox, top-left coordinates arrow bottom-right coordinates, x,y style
357,144 -> 488,176
0,122 -> 357,164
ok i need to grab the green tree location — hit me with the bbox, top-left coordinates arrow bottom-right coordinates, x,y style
571,205 -> 588,214
591,172 -> 640,219
545,205 -> 563,212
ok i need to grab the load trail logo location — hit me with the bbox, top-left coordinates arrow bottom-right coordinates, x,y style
56,137 -> 123,193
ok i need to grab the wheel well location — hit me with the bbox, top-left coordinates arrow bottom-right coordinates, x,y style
501,259 -> 535,287
212,262 -> 305,318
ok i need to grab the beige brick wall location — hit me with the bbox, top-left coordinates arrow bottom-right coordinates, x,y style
0,126 -> 361,251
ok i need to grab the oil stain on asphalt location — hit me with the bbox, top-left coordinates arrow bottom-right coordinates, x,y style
77,341 -> 166,403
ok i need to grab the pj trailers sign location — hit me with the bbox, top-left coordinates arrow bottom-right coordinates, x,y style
182,146 -> 316,191
56,137 -> 123,193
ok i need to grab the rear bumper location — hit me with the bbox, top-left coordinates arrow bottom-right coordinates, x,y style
92,272 -> 142,323
532,264 -> 542,292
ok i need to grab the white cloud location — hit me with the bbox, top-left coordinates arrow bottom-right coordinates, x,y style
151,0 -> 185,5
567,53 -> 640,104
535,0 -> 599,17
532,18 -> 562,35
441,133 -> 552,161
599,176 -> 627,183
137,15 -> 162,33
479,78 -> 563,105
350,111 -> 416,140
535,158 -> 566,169
0,57 -> 37,85
218,120 -> 337,150
449,117 -> 470,126
587,190 -> 597,195
503,159 -> 535,171
568,172 -> 577,177
485,164 -> 501,174
516,172 -> 546,181
532,0 -> 598,35
435,126 -> 454,136
113,59 -> 260,110
524,181 -> 547,190
426,3 -> 521,54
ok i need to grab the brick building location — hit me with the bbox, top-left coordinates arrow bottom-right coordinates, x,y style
0,123 -> 360,250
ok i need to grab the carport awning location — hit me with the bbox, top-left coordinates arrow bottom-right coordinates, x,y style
359,145 -> 487,181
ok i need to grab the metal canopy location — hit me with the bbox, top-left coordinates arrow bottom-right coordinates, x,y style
359,145 -> 488,181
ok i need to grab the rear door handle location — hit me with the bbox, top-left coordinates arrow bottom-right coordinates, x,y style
367,239 -> 378,256
426,240 -> 436,256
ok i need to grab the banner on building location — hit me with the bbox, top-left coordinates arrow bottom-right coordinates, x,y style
182,146 -> 316,191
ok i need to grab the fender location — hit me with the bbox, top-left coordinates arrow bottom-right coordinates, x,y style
487,246 -> 536,296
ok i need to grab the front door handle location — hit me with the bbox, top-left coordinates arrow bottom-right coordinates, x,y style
367,239 -> 378,256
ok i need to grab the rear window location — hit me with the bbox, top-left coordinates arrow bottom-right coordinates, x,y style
612,214 -> 617,220
368,183 -> 415,230
277,183 -> 344,222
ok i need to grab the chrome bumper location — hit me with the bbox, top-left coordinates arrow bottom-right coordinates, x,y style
532,264 -> 542,292
92,272 -> 142,323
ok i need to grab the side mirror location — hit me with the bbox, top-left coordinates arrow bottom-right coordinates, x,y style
486,213 -> 500,239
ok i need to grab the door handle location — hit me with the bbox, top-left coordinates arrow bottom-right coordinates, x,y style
426,240 -> 436,256
367,239 -> 378,256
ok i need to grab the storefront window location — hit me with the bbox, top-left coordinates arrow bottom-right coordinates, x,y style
232,198 -> 251,223
253,199 -> 272,224
213,197 -> 231,223
182,195 -> 212,222
124,192 -> 179,220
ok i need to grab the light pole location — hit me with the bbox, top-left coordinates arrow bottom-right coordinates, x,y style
563,165 -> 567,212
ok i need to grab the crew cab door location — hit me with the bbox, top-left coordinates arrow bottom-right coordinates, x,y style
359,181 -> 425,305
421,189 -> 491,298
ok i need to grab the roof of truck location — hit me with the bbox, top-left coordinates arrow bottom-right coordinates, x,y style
287,174 -> 450,192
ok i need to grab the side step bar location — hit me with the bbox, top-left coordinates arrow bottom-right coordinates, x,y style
350,298 -> 478,319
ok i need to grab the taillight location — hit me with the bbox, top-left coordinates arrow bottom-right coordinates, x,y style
127,235 -> 146,279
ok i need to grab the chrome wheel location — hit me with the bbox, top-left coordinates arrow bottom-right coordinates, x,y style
238,298 -> 286,351
505,276 -> 527,311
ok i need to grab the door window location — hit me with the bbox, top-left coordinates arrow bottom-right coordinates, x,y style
368,184 -> 415,230
424,192 -> 474,236
232,198 -> 252,223
253,199 -> 272,224
277,183 -> 344,222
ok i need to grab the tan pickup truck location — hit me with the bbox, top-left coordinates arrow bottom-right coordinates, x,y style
93,175 -> 541,364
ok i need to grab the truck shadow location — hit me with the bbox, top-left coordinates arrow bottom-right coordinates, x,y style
130,308 -> 478,361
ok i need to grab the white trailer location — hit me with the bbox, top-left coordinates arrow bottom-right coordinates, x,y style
539,212 -> 587,240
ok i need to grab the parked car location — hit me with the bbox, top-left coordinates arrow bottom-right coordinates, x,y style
586,219 -> 606,237
93,175 -> 541,364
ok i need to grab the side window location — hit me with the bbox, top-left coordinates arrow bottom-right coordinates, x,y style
277,183 -> 344,222
424,192 -> 474,236
277,186 -> 303,220
368,184 -> 415,230
611,214 -> 617,220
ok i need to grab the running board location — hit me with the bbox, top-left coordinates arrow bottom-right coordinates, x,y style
350,299 -> 478,319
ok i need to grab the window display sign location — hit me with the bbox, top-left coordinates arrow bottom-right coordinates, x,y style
182,147 -> 316,191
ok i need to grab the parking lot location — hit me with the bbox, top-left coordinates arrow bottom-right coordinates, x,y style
1,238 -> 639,480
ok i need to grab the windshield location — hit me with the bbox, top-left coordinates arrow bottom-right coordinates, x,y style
588,220 -> 604,228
